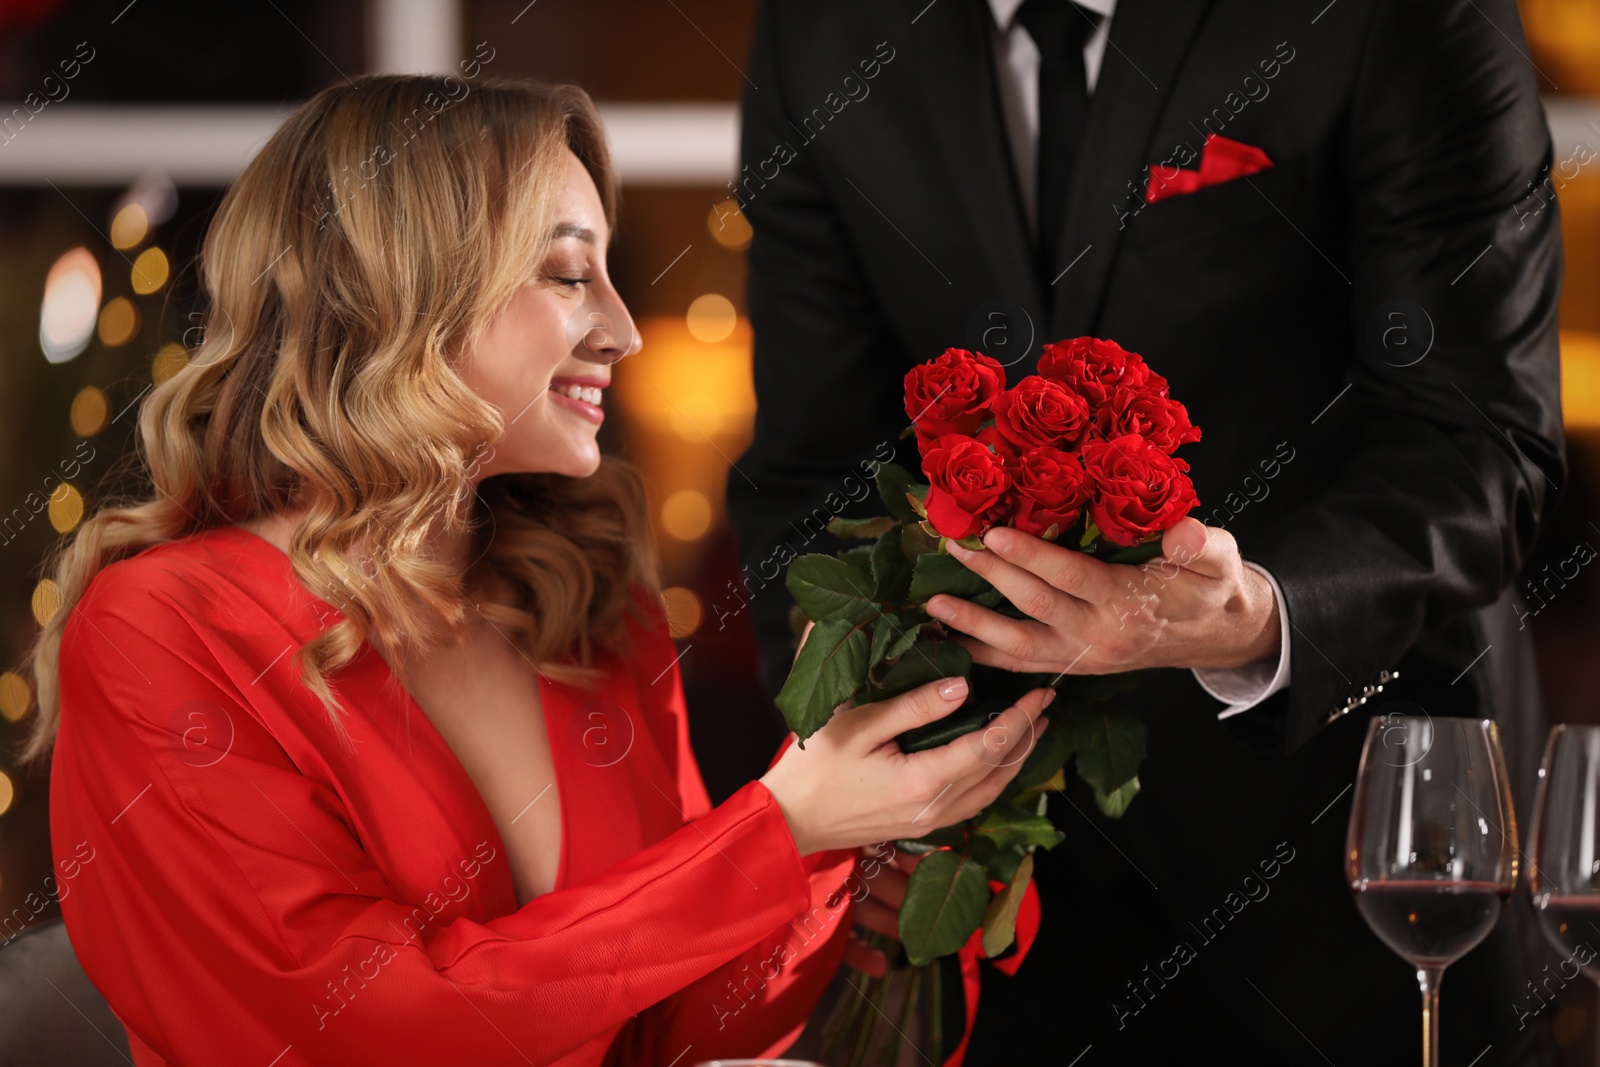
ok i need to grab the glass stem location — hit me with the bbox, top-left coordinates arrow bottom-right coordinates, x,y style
1418,965 -> 1444,1067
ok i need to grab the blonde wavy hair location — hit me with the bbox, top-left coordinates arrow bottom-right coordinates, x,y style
20,74 -> 658,764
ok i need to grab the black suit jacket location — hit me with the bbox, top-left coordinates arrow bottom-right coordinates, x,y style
727,0 -> 1566,1061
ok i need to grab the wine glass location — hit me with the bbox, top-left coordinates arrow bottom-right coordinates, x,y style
1346,714 -> 1518,1067
1529,723 -> 1600,983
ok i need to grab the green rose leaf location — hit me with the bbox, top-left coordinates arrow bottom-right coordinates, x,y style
826,515 -> 900,541
785,554 -> 878,625
965,831 -> 999,869
1094,776 -> 1141,818
840,544 -> 873,569
901,521 -> 941,558
908,551 -> 998,603
985,841 -> 1031,887
895,705 -> 988,755
1001,713 -> 1076,799
876,462 -> 921,522
971,587 -> 1007,609
869,634 -> 972,704
774,618 -> 871,743
1068,706 -> 1147,797
899,849 -> 992,965
870,530 -> 914,602
976,803 -> 1065,852
868,613 -> 922,671
981,853 -> 1034,959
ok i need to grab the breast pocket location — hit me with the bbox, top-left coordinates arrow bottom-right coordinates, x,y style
1124,153 -> 1309,250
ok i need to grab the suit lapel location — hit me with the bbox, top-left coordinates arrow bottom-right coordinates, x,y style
911,0 -> 1045,325
1049,0 -> 1218,337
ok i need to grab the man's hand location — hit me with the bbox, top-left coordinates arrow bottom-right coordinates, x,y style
925,518 -> 1281,676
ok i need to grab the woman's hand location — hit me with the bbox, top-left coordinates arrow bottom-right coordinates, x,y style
841,846 -> 922,977
758,675 -> 1053,857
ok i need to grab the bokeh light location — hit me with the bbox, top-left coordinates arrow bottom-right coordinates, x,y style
39,247 -> 101,363
48,483 -> 84,534
0,770 -> 14,819
97,296 -> 139,347
0,672 -> 30,724
660,489 -> 713,541
70,386 -> 110,436
131,247 -> 170,295
110,203 -> 149,250
667,396 -> 724,441
152,342 -> 188,385
707,199 -> 753,251
31,579 -> 62,627
685,294 -> 737,344
611,318 -> 756,446
112,172 -> 178,228
661,586 -> 703,638
1562,330 -> 1600,429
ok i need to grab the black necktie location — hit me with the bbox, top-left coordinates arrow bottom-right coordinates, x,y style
1015,0 -> 1099,282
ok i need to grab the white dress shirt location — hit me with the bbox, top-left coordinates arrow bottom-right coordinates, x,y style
986,0 -> 1117,230
983,0 -> 1293,717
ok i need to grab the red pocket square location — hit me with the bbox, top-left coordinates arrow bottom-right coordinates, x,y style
1144,133 -> 1273,204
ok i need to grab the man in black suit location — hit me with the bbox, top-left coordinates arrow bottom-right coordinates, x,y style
726,0 -> 1565,1062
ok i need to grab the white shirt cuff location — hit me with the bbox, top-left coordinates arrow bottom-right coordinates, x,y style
1193,562 -> 1291,720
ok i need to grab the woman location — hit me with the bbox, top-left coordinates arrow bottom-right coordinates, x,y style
23,75 -> 1051,1065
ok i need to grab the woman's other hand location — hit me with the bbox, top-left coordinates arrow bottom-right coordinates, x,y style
758,676 -> 1053,857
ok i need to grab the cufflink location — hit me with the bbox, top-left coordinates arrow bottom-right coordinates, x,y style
1324,669 -> 1400,726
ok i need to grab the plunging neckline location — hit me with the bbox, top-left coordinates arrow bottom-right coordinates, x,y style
206,522 -> 570,903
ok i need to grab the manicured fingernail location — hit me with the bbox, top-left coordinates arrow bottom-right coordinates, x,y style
946,542 -> 972,559
1042,688 -> 1057,708
939,677 -> 969,701
925,596 -> 951,620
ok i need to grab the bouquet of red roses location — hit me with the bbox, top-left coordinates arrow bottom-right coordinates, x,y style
777,338 -> 1201,978
909,337 -> 1200,548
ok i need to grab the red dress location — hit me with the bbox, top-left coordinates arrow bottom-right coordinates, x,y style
49,525 -> 857,1065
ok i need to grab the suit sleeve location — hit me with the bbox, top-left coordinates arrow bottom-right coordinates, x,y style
49,588 -> 825,1066
728,0 -> 911,702
1247,0 -> 1565,750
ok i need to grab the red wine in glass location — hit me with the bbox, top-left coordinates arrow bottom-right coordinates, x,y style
1530,724 -> 1600,983
1533,898 -> 1600,979
1346,715 -> 1518,1067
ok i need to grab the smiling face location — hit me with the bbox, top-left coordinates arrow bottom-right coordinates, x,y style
460,149 -> 640,482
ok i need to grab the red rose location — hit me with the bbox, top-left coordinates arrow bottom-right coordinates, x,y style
922,434 -> 1011,541
1037,337 -> 1153,409
991,376 -> 1092,454
1081,434 -> 1200,547
1007,447 -> 1090,538
1094,386 -> 1201,454
904,348 -> 1006,440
